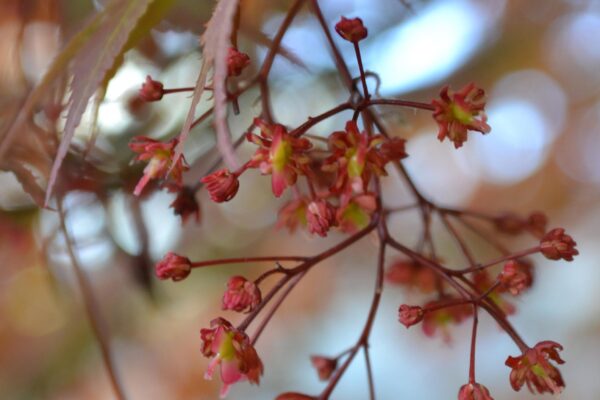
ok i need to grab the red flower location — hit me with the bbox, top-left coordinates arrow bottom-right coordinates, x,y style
227,47 -> 250,77
336,193 -> 377,233
247,119 -> 312,197
458,382 -> 494,400
498,260 -> 533,296
139,75 -> 164,102
398,304 -> 424,328
505,341 -> 565,395
201,318 -> 263,398
432,83 -> 491,148
322,121 -> 391,193
276,197 -> 309,233
310,355 -> 337,381
169,186 -> 200,224
222,276 -> 261,313
306,199 -> 336,237
129,136 -> 188,196
335,17 -> 368,42
540,228 -> 578,261
201,169 -> 240,203
155,252 -> 192,281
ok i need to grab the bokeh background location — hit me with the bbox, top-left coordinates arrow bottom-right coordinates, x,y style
1,0 -> 599,399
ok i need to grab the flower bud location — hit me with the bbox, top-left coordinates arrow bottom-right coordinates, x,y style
458,382 -> 494,400
139,75 -> 164,102
306,200 -> 336,237
201,169 -> 240,203
498,260 -> 532,296
155,252 -> 192,281
540,228 -> 578,261
227,47 -> 251,77
335,16 -> 368,42
398,304 -> 424,328
222,276 -> 262,313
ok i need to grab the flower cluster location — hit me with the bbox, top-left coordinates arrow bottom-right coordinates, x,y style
133,11 -> 582,400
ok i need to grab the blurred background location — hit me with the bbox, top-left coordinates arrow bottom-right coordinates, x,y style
1,0 -> 599,399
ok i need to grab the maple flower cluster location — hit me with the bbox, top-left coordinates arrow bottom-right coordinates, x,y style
126,13 -> 582,400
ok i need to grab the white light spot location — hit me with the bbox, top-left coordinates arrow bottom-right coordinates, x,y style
468,100 -> 550,184
368,0 -> 504,95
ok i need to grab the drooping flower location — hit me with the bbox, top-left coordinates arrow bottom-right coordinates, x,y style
169,186 -> 200,224
458,382 -> 494,400
310,355 -> 337,381
139,75 -> 164,102
201,318 -> 263,398
432,83 -> 491,148
336,193 -> 377,233
498,260 -> 533,296
322,121 -> 396,193
129,136 -> 188,196
155,252 -> 192,281
227,47 -> 251,77
306,199 -> 337,237
334,16 -> 368,42
540,228 -> 578,261
201,169 -> 240,203
398,304 -> 424,328
247,119 -> 312,197
222,276 -> 261,313
505,341 -> 565,395
276,197 -> 309,233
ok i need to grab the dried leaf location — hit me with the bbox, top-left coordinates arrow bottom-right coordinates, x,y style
44,0 -> 156,206
175,0 -> 241,171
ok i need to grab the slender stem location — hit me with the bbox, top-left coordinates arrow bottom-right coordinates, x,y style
439,212 -> 476,268
457,247 -> 540,274
363,345 -> 376,400
291,102 -> 353,137
453,215 -> 510,255
468,306 -> 478,383
191,256 -> 308,269
320,224 -> 385,399
364,98 -> 435,111
163,86 -> 200,94
353,42 -> 370,100
240,220 -> 378,332
251,270 -> 307,345
258,0 -> 306,79
57,200 -> 127,400
257,0 -> 306,122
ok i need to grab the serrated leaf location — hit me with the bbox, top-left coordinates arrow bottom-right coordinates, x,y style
44,0 -> 156,206
175,0 -> 241,171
